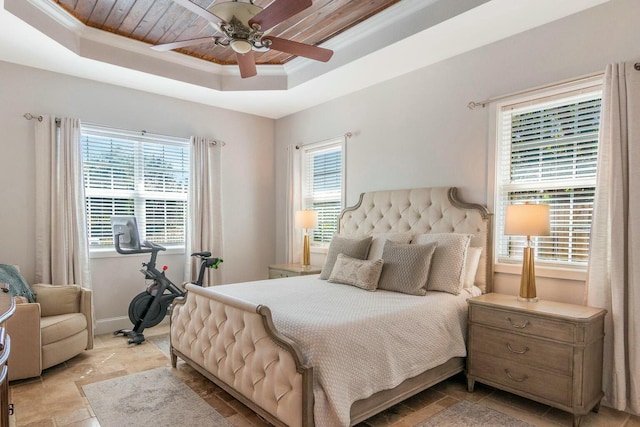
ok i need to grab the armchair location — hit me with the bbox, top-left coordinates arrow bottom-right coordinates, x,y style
6,283 -> 93,381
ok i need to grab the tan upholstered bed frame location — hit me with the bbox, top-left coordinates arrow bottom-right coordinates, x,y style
170,187 -> 492,426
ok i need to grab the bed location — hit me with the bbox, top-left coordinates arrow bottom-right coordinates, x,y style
170,187 -> 492,426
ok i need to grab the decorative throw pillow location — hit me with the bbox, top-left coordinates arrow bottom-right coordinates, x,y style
328,254 -> 384,291
463,247 -> 483,289
412,233 -> 472,295
367,232 -> 413,260
377,241 -> 437,296
32,284 -> 80,317
320,235 -> 373,280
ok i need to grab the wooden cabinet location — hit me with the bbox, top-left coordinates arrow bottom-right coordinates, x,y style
467,293 -> 606,427
268,264 -> 321,279
0,293 -> 15,427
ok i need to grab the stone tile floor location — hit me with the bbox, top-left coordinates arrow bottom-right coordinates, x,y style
9,325 -> 640,426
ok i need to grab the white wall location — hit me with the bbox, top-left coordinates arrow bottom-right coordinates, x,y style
0,61 -> 275,333
274,0 -> 640,305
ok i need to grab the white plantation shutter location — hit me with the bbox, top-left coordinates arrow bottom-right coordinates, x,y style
82,125 -> 189,248
301,138 -> 345,245
496,84 -> 602,268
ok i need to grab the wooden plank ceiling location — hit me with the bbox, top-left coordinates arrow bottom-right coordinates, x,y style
53,0 -> 402,65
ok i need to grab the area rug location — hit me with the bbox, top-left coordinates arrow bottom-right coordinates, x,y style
147,333 -> 170,357
416,399 -> 535,427
83,367 -> 233,427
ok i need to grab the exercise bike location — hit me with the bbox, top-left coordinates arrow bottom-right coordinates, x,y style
113,232 -> 222,345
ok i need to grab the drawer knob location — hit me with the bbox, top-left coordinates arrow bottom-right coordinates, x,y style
507,317 -> 530,329
506,342 -> 529,354
504,369 -> 528,382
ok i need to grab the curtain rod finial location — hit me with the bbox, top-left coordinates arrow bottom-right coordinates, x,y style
23,113 -> 43,121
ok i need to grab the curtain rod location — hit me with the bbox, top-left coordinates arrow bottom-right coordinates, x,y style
467,71 -> 604,110
295,131 -> 353,149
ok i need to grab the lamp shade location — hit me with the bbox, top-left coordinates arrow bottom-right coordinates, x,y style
295,210 -> 318,230
504,203 -> 550,236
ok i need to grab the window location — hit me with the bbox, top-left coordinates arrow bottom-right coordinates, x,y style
82,125 -> 189,250
300,138 -> 345,246
495,81 -> 602,270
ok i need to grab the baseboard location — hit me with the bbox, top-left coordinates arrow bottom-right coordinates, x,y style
95,316 -> 169,336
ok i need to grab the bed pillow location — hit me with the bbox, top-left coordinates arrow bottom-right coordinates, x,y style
328,254 -> 384,291
367,232 -> 413,260
412,233 -> 471,295
377,241 -> 437,296
463,247 -> 483,289
320,235 -> 373,280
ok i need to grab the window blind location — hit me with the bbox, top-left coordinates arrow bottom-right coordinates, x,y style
82,125 -> 189,248
496,87 -> 602,268
301,139 -> 344,244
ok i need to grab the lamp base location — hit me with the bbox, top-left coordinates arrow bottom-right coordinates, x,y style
519,245 -> 538,301
302,233 -> 310,267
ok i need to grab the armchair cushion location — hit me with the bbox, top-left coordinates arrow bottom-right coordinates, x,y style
40,313 -> 88,346
32,284 -> 81,316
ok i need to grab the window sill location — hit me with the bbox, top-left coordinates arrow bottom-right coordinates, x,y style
494,262 -> 587,282
310,246 -> 328,254
89,246 -> 186,259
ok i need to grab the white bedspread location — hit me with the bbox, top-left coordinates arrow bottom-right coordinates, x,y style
213,276 -> 479,426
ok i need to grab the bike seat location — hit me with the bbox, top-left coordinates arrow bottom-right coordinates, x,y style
191,251 -> 212,258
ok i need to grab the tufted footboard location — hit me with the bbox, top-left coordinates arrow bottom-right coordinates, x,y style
170,283 -> 314,427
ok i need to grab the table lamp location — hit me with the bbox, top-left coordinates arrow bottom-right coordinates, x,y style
295,210 -> 318,267
504,202 -> 550,302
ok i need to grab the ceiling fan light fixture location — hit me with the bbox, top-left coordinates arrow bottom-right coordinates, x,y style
230,39 -> 252,54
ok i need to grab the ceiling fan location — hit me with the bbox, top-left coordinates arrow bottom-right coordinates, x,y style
152,0 -> 334,78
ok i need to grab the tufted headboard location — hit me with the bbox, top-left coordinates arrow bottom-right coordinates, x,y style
338,187 -> 493,293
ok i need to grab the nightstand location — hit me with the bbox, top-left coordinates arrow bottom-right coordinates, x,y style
467,293 -> 606,427
268,264 -> 321,279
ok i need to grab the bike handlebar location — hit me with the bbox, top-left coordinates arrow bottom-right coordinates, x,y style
142,240 -> 166,251
114,233 -> 156,255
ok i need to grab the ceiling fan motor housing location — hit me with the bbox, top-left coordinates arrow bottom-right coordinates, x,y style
211,3 -> 269,53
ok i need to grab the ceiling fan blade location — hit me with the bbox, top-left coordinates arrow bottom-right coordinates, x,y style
151,37 -> 215,52
236,51 -> 257,78
264,37 -> 333,62
249,0 -> 312,32
171,0 -> 221,24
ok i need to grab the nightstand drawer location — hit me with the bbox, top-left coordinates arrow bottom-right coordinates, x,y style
470,305 -> 575,342
471,352 -> 572,407
469,324 -> 573,375
268,264 -> 321,279
269,268 -> 296,279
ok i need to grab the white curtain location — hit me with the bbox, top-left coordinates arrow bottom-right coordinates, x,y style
586,61 -> 640,414
285,144 -> 302,263
185,136 -> 223,287
34,116 -> 91,288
